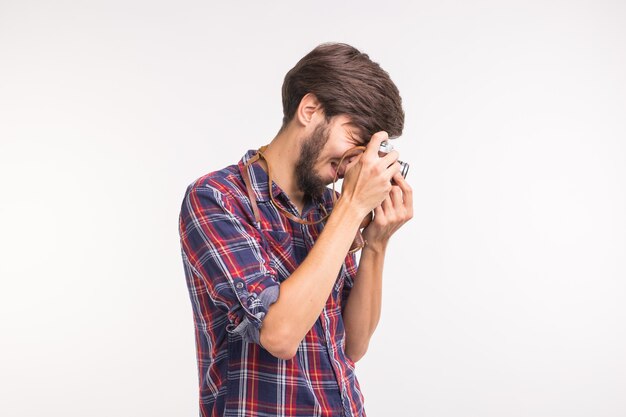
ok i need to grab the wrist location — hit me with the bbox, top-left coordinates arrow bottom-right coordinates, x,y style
364,242 -> 387,255
335,193 -> 371,221
331,197 -> 367,232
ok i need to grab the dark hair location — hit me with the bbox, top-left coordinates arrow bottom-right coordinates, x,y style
280,42 -> 405,139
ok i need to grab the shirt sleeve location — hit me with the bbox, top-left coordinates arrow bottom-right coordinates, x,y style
179,182 -> 280,346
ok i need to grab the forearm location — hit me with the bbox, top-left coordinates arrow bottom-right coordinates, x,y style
259,197 -> 366,359
342,242 -> 386,362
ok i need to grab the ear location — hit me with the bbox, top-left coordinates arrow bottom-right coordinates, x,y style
295,92 -> 324,128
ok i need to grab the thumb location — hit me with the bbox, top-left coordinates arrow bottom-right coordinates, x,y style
344,153 -> 362,175
364,131 -> 389,158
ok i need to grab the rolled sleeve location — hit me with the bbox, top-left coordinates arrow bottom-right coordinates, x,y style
179,183 -> 280,345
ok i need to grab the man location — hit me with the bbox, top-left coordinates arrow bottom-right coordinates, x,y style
179,42 -> 413,417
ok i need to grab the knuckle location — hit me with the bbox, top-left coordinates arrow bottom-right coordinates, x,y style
374,131 -> 389,139
362,154 -> 375,165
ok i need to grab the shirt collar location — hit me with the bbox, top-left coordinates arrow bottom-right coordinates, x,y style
238,148 -> 283,203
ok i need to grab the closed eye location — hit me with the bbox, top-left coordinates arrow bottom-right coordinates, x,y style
347,131 -> 365,147
342,121 -> 367,146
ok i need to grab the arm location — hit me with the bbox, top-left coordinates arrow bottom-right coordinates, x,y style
342,171 -> 414,362
259,133 -> 401,360
342,243 -> 386,362
259,198 -> 365,359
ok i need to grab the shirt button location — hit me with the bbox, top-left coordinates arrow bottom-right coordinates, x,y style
236,282 -> 244,289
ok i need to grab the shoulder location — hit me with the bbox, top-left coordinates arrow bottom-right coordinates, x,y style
184,162 -> 251,203
181,163 -> 255,222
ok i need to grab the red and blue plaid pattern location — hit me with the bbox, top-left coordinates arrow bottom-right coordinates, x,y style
179,149 -> 366,417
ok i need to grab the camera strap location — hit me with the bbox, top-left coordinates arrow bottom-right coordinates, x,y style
240,145 -> 369,253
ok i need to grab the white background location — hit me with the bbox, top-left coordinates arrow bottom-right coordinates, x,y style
1,1 -> 625,416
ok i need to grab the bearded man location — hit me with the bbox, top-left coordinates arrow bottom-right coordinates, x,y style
178,42 -> 413,417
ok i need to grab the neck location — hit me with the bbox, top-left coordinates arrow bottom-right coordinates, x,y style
260,125 -> 305,206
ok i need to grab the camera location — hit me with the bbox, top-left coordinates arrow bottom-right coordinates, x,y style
379,140 -> 409,178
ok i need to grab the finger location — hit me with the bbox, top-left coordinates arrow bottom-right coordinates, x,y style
390,185 -> 403,208
380,149 -> 399,169
381,194 -> 393,216
384,161 -> 403,182
392,172 -> 413,216
364,131 -> 389,159
372,203 -> 385,223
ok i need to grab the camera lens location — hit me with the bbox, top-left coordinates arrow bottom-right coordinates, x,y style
398,161 -> 409,178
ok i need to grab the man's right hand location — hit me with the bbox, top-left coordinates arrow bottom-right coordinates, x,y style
340,131 -> 402,217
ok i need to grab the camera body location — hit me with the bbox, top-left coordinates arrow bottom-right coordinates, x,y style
379,140 -> 409,178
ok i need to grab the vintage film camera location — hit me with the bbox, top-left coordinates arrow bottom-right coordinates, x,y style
379,140 -> 409,178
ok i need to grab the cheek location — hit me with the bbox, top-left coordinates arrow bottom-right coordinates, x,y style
310,154 -> 328,175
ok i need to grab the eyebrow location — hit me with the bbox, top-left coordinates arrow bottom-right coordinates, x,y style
342,122 -> 366,143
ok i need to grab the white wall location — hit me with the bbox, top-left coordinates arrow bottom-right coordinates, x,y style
1,1 -> 624,416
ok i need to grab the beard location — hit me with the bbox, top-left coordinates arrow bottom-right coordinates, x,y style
294,121 -> 331,201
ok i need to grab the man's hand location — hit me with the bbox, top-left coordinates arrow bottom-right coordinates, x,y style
361,171 -> 413,252
340,131 -> 402,218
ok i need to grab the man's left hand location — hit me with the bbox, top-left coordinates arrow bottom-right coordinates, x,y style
361,171 -> 413,252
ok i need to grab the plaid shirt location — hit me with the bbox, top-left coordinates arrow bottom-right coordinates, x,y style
178,149 -> 366,417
